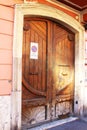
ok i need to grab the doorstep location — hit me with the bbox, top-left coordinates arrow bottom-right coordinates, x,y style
26,117 -> 78,130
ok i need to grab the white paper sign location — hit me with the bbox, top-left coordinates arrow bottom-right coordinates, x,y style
30,42 -> 38,59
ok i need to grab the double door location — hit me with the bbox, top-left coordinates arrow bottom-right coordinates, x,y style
22,18 -> 75,127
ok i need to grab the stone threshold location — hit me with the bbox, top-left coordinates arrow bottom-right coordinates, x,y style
27,117 -> 78,130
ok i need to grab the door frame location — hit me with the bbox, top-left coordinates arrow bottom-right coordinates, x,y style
12,2 -> 85,130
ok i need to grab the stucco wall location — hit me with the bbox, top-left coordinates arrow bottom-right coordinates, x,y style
0,4 -> 13,129
0,4 -> 13,95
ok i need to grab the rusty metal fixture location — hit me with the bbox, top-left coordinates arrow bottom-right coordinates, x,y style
68,34 -> 74,41
23,22 -> 30,31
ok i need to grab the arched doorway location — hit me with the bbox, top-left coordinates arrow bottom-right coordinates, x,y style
22,17 -> 75,128
12,3 -> 85,130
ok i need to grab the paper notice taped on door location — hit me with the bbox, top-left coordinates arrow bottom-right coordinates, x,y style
30,42 -> 38,59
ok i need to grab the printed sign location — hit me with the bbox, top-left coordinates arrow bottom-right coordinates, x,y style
30,42 -> 38,59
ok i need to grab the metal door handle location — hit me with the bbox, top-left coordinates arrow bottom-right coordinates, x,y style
29,72 -> 38,75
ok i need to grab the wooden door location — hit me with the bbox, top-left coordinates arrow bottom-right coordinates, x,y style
52,23 -> 75,119
22,18 -> 75,128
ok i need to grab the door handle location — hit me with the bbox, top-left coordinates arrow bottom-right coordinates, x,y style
29,72 -> 38,75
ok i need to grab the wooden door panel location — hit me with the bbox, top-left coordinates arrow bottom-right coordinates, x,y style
22,105 -> 45,128
53,24 -> 74,96
22,20 -> 47,127
22,20 -> 47,98
52,23 -> 74,118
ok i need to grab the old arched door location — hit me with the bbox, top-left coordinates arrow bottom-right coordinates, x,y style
22,18 -> 75,128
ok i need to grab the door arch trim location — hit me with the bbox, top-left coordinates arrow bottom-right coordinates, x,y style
12,2 -> 85,129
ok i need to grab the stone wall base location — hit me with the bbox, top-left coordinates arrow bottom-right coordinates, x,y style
0,96 -> 11,130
